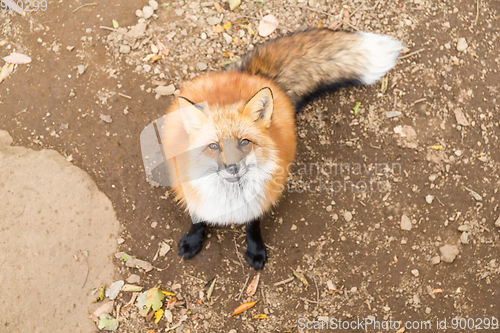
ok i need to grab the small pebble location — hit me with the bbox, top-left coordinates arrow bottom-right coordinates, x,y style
151,221 -> 158,228
100,114 -> 112,123
149,0 -> 158,10
495,216 -> 500,228
425,307 -> 431,314
456,38 -> 467,52
196,62 -> 208,71
425,195 -> 434,204
344,211 -> 352,222
126,274 -> 141,284
431,256 -> 441,265
117,237 -> 125,244
77,65 -> 85,75
135,9 -> 144,17
229,330 -> 237,333
440,244 -> 459,263
411,269 -> 419,277
291,224 -> 297,231
52,44 -> 60,52
401,214 -> 412,231
142,6 -> 154,19
119,44 -> 131,54
223,32 -> 233,44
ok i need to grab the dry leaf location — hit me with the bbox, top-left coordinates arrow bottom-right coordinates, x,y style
126,258 -> 154,272
231,301 -> 258,316
246,274 -> 260,296
326,280 -> 335,294
122,284 -> 143,292
166,297 -> 177,309
106,280 -> 124,300
252,314 -> 267,319
258,15 -> 279,37
0,62 -> 14,83
146,287 -> 165,312
161,290 -> 176,297
432,288 -> 443,294
290,267 -> 309,290
91,300 -> 114,324
3,52 -> 31,64
206,277 -> 217,301
213,2 -> 223,13
154,309 -> 164,324
212,24 -> 224,33
164,309 -> 173,323
152,79 -> 167,86
224,21 -> 232,29
93,285 -> 106,303
454,108 -> 470,126
98,314 -> 119,331
229,0 -> 240,10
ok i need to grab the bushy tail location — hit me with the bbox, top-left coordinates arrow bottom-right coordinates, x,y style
232,29 -> 403,109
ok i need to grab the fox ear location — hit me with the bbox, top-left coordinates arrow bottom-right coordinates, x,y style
177,96 -> 207,134
243,87 -> 274,128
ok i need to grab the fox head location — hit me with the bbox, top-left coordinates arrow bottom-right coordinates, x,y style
164,87 -> 283,224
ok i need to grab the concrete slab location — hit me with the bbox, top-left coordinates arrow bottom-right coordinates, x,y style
0,130 -> 120,333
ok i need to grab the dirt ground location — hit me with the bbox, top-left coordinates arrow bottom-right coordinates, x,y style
1,0 -> 499,332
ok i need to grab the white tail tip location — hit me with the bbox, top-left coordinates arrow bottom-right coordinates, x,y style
357,32 -> 403,85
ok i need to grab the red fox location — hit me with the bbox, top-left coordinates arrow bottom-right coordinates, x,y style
161,29 -> 402,270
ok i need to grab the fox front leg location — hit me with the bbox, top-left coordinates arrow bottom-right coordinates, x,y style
178,222 -> 206,260
245,219 -> 267,270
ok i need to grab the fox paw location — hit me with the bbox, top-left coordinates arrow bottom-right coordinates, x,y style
178,233 -> 203,260
244,247 -> 267,270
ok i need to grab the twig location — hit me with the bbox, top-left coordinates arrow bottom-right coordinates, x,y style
234,238 -> 245,269
184,273 -> 207,284
350,0 -> 367,16
73,3 -> 97,12
273,276 -> 294,286
237,275 -> 250,300
292,5 -> 360,31
81,251 -> 89,288
474,0 -> 480,25
412,98 -> 427,105
300,297 -> 319,304
99,26 -> 134,38
313,276 -> 320,310
399,48 -> 426,59
118,92 -> 131,99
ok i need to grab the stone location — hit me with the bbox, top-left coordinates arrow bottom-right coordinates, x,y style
401,214 -> 412,230
411,269 -> 419,277
439,244 -> 459,263
196,62 -> 207,71
344,211 -> 352,222
128,22 -> 147,38
456,38 -> 467,52
142,6 -> 154,19
119,44 -> 131,53
149,0 -> 158,10
126,274 -> 141,284
495,216 -> 500,228
155,84 -> 176,96
431,256 -> 441,265
206,16 -> 222,25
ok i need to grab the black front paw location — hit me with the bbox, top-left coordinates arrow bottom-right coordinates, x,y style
244,246 -> 267,270
178,222 -> 206,260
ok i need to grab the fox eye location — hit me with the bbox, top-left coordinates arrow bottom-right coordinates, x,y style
208,143 -> 220,150
239,139 -> 250,146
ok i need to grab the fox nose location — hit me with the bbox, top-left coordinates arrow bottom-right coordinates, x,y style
226,164 -> 239,175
